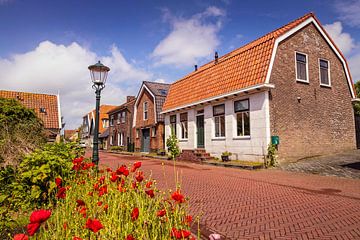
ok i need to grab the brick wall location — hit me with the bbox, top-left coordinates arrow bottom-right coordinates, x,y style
269,23 -> 356,161
134,89 -> 165,152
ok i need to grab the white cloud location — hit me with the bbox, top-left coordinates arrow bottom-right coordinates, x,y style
151,6 -> 225,67
335,0 -> 360,27
349,51 -> 360,81
324,22 -> 355,55
0,41 -> 151,129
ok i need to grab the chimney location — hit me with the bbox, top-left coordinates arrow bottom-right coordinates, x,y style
127,96 -> 135,103
214,51 -> 218,64
194,65 -> 198,71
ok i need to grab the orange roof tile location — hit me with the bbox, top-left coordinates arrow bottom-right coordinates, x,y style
85,105 -> 117,134
162,13 -> 323,112
0,90 -> 60,129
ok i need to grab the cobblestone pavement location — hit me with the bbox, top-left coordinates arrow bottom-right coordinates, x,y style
97,151 -> 360,240
279,150 -> 360,179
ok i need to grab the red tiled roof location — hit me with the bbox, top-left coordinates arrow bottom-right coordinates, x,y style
0,90 -> 60,129
85,105 -> 117,134
162,13 -> 354,112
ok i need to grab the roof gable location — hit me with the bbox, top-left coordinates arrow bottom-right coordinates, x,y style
162,13 -> 355,113
0,90 -> 61,129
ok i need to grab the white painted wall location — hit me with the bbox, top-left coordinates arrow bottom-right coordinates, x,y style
164,91 -> 270,161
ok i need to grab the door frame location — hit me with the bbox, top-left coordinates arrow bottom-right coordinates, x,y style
196,111 -> 205,149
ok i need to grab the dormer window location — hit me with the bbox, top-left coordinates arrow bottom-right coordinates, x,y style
295,52 -> 308,82
143,102 -> 148,120
39,107 -> 46,114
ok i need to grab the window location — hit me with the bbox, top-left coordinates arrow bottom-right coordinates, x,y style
121,111 -> 126,123
151,126 -> 156,137
110,115 -> 114,126
102,119 -> 108,129
136,129 -> 140,138
118,132 -> 124,146
170,115 -> 177,136
180,113 -> 188,139
296,52 -> 308,82
319,59 -> 330,86
117,113 -> 121,124
110,132 -> 114,145
143,102 -> 148,120
234,99 -> 250,136
158,89 -> 167,95
213,104 -> 225,137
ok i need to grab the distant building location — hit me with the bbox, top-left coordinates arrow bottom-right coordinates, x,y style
81,105 -> 117,148
133,81 -> 170,152
0,90 -> 62,142
64,129 -> 79,142
107,96 -> 136,150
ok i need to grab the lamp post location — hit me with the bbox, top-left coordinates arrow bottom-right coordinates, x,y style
88,61 -> 110,166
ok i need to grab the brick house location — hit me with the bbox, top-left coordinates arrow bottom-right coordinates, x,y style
133,81 -> 170,152
0,90 -> 62,142
107,96 -> 136,150
81,105 -> 117,148
161,13 -> 357,162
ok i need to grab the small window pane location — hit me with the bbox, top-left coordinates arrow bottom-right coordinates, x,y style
215,116 -> 220,137
320,60 -> 328,68
180,113 -> 187,122
296,53 -> 307,81
220,116 -> 225,137
170,115 -> 176,123
234,99 -> 249,112
213,104 -> 225,116
320,60 -> 329,85
244,112 -> 250,135
296,53 -> 306,63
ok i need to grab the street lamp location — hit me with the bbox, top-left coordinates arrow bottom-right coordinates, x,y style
88,61 -> 110,166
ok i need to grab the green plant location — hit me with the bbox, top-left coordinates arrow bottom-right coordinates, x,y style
0,98 -> 46,166
267,144 -> 278,167
110,146 -> 126,151
221,151 -> 232,157
166,132 -> 180,160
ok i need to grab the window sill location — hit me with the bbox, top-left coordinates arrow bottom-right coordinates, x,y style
320,84 -> 331,88
211,137 -> 226,141
233,136 -> 251,140
296,79 -> 309,84
179,139 -> 188,142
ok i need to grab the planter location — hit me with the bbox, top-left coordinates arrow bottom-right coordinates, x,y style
221,155 -> 230,162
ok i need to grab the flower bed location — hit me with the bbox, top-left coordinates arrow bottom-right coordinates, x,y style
14,157 -> 197,239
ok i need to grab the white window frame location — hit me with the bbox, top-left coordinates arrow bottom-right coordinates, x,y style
213,104 -> 226,139
143,102 -> 148,120
295,51 -> 309,83
117,113 -> 121,124
170,114 -> 177,137
180,112 -> 188,140
233,99 -> 251,139
318,58 -> 331,87
151,126 -> 156,137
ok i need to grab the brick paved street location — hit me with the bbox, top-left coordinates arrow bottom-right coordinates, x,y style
97,151 -> 360,240
279,150 -> 360,179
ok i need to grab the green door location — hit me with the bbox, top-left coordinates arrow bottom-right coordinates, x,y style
196,115 -> 205,148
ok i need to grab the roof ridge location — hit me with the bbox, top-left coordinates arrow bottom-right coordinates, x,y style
170,12 -> 314,86
0,89 -> 58,97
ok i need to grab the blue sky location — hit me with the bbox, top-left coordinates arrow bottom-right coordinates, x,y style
0,0 -> 360,128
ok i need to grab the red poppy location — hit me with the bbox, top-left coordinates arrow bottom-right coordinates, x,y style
29,209 -> 51,223
82,162 -> 95,170
184,215 -> 193,225
63,222 -> 67,230
13,234 -> 29,240
131,207 -> 139,221
93,183 -> 99,190
98,175 -> 105,184
131,162 -> 142,172
55,177 -> 62,188
56,187 -> 66,199
145,181 -> 152,188
27,222 -> 40,236
104,204 -> 109,212
97,201 -> 103,206
126,234 -> 135,240
131,181 -> 138,189
85,218 -> 103,233
118,185 -> 126,193
73,237 -> 82,240
135,171 -> 144,182
106,167 -> 112,172
98,185 -> 108,196
157,209 -> 166,217
76,199 -> 85,207
88,192 -> 93,196
79,207 -> 87,218
110,172 -> 118,182
170,228 -> 191,239
145,189 -> 154,198
171,191 -> 185,203
72,156 -> 84,165
116,165 -> 129,176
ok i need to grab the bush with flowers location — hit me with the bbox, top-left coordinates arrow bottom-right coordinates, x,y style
13,157 -> 198,239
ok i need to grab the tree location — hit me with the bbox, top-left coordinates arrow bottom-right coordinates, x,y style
166,129 -> 180,160
0,98 -> 46,165
354,81 -> 360,115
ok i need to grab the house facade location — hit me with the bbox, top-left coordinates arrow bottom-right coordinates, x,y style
0,90 -> 62,142
81,105 -> 117,148
161,13 -> 357,162
133,81 -> 170,152
107,96 -> 136,150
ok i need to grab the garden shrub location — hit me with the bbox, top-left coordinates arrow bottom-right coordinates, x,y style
166,132 -> 180,160
266,144 -> 278,167
14,158 -> 197,239
0,98 -> 46,166
110,146 -> 126,151
0,142 -> 84,237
